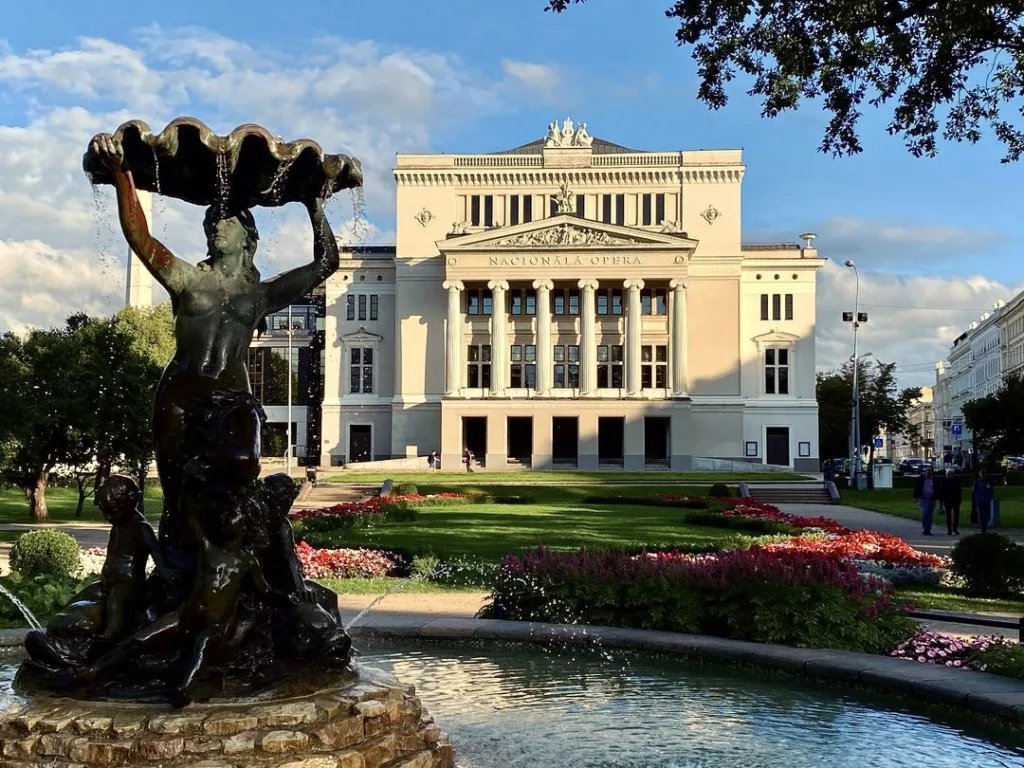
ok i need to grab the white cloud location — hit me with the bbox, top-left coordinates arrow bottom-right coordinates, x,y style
502,59 -> 559,92
815,260 -> 1021,388
0,28 -> 557,334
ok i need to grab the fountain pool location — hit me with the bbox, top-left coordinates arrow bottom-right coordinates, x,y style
354,639 -> 1024,768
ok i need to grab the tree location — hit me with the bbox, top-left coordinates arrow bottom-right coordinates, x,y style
546,0 -> 1024,162
963,374 -> 1024,460
815,371 -> 852,461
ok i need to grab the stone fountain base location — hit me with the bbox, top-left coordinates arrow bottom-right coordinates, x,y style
0,665 -> 453,768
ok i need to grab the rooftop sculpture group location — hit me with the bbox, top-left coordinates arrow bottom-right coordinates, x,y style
17,117 -> 363,706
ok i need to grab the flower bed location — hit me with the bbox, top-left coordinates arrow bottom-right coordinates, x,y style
890,628 -> 1024,678
759,530 -> 944,569
289,492 -> 471,522
294,541 -> 400,579
486,545 -> 915,653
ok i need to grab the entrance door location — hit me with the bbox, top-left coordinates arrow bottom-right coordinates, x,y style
507,417 -> 533,466
462,417 -> 487,466
598,417 -> 625,466
349,425 -> 371,463
765,427 -> 790,466
644,417 -> 670,465
552,417 -> 579,466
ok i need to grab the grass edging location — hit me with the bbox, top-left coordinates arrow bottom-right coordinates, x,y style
350,618 -> 1024,724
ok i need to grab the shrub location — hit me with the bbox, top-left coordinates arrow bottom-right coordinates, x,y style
393,483 -> 418,495
491,494 -> 536,505
0,572 -> 91,629
949,533 -> 1024,596
708,483 -> 732,498
10,530 -> 81,578
1005,471 -> 1024,487
486,546 -> 914,653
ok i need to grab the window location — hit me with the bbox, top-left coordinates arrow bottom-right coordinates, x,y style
597,345 -> 624,388
510,195 -> 520,226
466,288 -> 493,316
469,195 -> 495,227
596,288 -> 623,316
467,344 -> 491,388
641,345 -> 668,388
600,194 -> 625,225
370,295 -> 379,321
509,288 -> 537,316
575,194 -> 585,218
553,288 -> 580,316
349,347 -> 374,394
553,344 -> 580,388
510,345 -> 537,388
655,194 -> 665,226
523,195 -> 533,223
358,294 -> 367,321
346,295 -> 355,321
761,293 -> 794,321
641,288 -> 667,316
765,348 -> 790,395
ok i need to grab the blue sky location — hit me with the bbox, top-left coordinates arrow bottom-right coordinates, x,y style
2,0 -> 1022,386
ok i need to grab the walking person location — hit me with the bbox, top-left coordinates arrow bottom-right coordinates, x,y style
941,468 -> 961,535
464,447 -> 475,473
428,450 -> 439,472
973,470 -> 995,533
913,466 -> 938,535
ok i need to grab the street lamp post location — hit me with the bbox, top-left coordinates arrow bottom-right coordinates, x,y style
286,304 -> 293,479
844,260 -> 863,488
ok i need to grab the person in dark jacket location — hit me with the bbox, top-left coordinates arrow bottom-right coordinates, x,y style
941,469 -> 961,535
913,467 -> 938,535
972,471 -> 996,533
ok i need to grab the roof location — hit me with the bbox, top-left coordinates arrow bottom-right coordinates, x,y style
494,137 -> 641,155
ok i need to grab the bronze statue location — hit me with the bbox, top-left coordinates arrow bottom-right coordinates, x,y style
17,118 -> 361,703
89,132 -> 341,549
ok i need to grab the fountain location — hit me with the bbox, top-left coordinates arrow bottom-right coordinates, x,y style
0,117 -> 453,767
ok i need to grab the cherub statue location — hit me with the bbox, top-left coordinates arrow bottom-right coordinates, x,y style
94,475 -> 175,643
78,496 -> 294,707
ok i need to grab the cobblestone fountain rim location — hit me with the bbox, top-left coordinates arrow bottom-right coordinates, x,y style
0,657 -> 453,767
339,617 -> 1024,725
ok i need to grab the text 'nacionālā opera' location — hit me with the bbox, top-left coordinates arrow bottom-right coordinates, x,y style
314,119 -> 825,472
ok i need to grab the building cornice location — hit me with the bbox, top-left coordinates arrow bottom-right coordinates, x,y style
393,168 -> 744,188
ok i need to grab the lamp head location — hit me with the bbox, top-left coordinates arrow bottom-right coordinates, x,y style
844,260 -> 855,268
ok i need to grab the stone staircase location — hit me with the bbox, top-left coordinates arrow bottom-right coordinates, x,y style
745,483 -> 836,505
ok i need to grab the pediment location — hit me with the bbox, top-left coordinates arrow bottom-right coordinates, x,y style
340,327 -> 383,344
752,329 -> 801,347
438,214 -> 698,251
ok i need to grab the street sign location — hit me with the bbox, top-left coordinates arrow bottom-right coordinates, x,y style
873,437 -> 884,448
952,424 -> 963,437
842,311 -> 854,322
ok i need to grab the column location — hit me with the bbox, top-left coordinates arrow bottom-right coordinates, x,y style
533,279 -> 554,396
488,280 -> 509,396
670,278 -> 689,397
442,280 -> 464,396
578,279 -> 598,396
624,279 -> 645,396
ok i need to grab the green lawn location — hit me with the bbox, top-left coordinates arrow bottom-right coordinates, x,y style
296,498 -> 755,563
895,586 -> 1024,616
315,577 -> 467,594
841,487 -> 1024,528
0,487 -> 164,525
326,470 -> 810,484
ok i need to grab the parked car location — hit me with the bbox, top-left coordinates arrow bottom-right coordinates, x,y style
896,458 -> 929,476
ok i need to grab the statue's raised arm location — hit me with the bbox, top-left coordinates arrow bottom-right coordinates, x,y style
261,198 -> 340,313
90,134 -> 197,297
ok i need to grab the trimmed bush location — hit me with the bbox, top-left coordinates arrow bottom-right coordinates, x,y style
10,530 -> 81,578
949,533 -> 1024,596
393,483 -> 418,495
485,546 -> 915,653
491,494 -> 536,505
708,483 -> 732,498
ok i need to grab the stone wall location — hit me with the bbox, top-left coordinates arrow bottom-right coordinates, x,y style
0,667 -> 453,768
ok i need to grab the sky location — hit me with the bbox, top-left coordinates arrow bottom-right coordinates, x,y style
1,0 -> 1022,389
